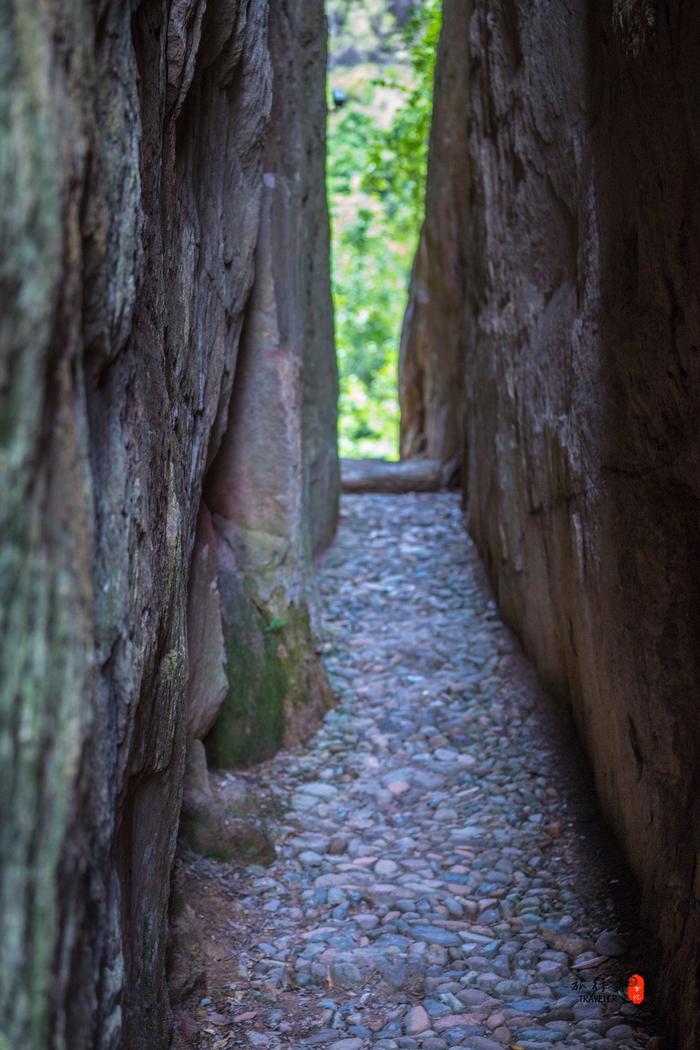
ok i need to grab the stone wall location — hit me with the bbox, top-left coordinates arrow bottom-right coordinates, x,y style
201,0 -> 338,770
397,0 -> 469,465
407,2 -> 700,1044
0,1 -> 336,1047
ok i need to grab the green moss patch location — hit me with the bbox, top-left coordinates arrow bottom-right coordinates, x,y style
205,584 -> 321,768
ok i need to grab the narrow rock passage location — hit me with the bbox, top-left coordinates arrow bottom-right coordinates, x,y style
184,494 -> 662,1050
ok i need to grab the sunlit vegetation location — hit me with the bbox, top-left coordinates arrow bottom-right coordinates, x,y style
327,0 -> 441,459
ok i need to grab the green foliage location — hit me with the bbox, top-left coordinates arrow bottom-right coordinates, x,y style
328,1 -> 442,459
363,3 -> 442,237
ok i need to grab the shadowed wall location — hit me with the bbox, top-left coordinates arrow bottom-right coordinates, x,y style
400,2 -> 700,1044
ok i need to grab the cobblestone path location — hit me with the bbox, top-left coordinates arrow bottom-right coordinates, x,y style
186,494 -> 663,1050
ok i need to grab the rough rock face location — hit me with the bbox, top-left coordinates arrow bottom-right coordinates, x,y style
397,0 -> 469,464
0,1 -> 335,1047
200,0 -> 338,769
295,1 -> 342,557
411,2 -> 700,1044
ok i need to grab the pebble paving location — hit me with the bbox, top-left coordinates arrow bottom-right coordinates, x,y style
189,494 -> 663,1050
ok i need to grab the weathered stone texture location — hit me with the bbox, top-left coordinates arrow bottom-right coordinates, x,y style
397,0 -> 470,465
1,2 -> 270,1047
296,0 -> 342,556
2,0 -> 339,1040
186,506 -> 228,743
414,2 -> 699,1044
202,0 -> 338,771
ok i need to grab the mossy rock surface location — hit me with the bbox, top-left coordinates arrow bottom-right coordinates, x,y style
206,585 -> 330,768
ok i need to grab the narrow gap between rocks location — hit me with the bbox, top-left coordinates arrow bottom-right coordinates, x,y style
180,495 -> 662,1050
6,2 -> 696,1048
